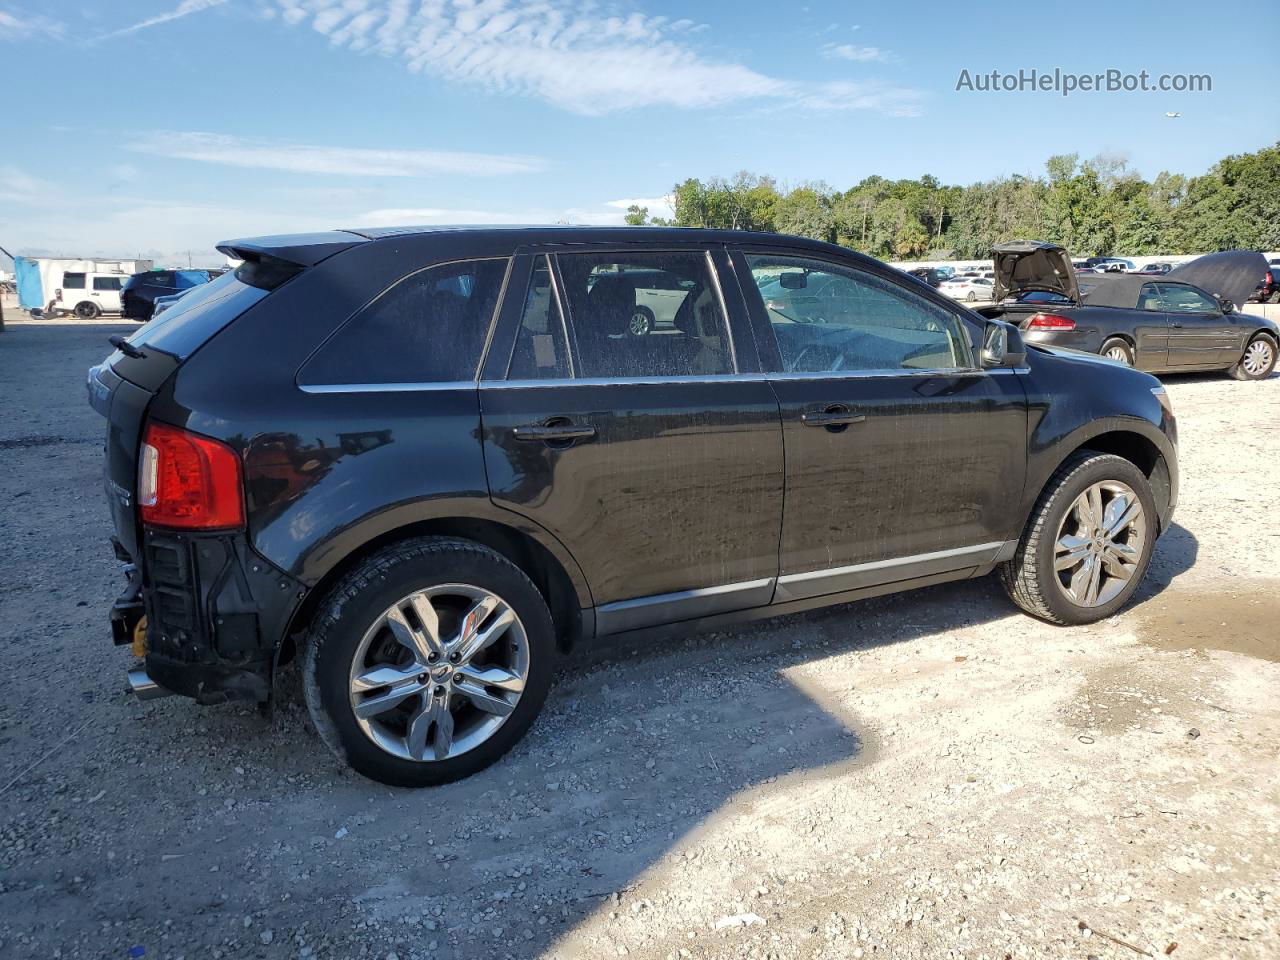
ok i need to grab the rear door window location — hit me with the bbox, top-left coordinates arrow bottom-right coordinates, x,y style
300,258 -> 509,387
554,251 -> 734,378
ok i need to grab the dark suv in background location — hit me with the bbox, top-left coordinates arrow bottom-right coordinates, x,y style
121,268 -> 218,321
89,226 -> 1178,787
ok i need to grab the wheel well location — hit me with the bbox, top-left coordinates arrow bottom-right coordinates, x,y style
1070,431 -> 1171,524
280,518 -> 585,664
1100,333 -> 1135,349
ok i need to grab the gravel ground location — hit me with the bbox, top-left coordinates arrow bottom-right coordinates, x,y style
1,317 -> 1276,960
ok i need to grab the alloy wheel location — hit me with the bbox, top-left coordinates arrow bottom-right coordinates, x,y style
1243,339 -> 1274,376
1104,345 -> 1131,365
1053,480 -> 1146,607
347,584 -> 529,763
629,310 -> 651,335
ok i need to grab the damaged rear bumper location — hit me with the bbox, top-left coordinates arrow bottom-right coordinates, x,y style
110,530 -> 306,706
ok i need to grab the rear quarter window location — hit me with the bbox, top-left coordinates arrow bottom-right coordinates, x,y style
299,258 -> 508,387
126,272 -> 268,360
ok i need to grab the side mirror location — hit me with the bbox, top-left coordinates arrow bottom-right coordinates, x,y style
982,321 -> 1026,368
1219,297 -> 1234,314
779,271 -> 808,290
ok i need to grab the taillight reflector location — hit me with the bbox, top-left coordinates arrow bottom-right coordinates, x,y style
1026,312 -> 1076,332
139,422 -> 245,530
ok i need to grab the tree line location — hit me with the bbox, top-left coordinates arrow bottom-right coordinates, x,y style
624,142 -> 1280,261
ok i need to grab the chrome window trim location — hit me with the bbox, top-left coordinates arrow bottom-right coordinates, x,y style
480,373 -> 769,390
766,366 -> 987,382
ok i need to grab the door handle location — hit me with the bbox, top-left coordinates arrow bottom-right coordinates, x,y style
802,405 -> 866,429
513,422 -> 597,443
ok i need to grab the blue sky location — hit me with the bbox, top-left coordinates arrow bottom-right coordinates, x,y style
1,0 -> 1274,266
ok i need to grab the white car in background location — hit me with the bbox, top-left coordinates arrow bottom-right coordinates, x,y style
939,275 -> 994,302
52,271 -> 129,318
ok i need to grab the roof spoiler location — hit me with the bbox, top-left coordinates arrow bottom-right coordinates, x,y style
215,230 -> 366,267
216,230 -> 367,291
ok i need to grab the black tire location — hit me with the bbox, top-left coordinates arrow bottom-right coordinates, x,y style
966,290 -> 977,302
75,301 -> 100,319
1228,333 -> 1277,381
1099,337 -> 1134,366
1000,451 -> 1156,625
628,306 -> 654,336
303,537 -> 556,787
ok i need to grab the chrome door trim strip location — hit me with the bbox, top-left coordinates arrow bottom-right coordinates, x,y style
298,380 -> 477,394
595,577 -> 776,635
775,541 -> 1010,602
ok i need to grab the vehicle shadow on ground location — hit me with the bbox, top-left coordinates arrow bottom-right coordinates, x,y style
114,528 -> 1197,958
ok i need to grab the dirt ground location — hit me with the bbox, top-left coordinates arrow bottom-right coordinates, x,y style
0,317 -> 1276,960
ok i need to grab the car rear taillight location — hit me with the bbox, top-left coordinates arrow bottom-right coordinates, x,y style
1026,313 -> 1076,332
139,422 -> 245,530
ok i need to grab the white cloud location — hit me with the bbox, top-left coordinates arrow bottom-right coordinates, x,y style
0,165 -> 57,202
823,43 -> 894,64
128,131 -> 545,176
272,1 -> 922,117
0,8 -> 64,39
792,81 -> 923,118
92,0 -> 225,42
355,205 -> 629,227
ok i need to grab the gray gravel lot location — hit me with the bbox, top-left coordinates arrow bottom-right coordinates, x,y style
1,318 -> 1277,960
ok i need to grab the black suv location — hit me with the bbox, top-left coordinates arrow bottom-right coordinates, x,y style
89,226 -> 1178,787
121,269 -> 216,321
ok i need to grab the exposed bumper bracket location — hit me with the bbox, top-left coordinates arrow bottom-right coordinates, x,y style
127,667 -> 174,701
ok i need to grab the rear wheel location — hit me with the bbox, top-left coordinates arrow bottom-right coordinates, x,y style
1229,334 -> 1276,381
1100,337 -> 1134,366
304,537 -> 556,786
74,301 -> 100,319
966,290 -> 977,302
1001,452 -> 1156,625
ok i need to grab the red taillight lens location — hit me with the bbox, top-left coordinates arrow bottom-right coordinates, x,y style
139,422 -> 245,530
1026,312 -> 1076,332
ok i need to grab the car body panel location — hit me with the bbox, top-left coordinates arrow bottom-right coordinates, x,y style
992,242 -> 1079,303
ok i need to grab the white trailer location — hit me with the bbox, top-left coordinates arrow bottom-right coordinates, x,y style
15,257 -> 155,317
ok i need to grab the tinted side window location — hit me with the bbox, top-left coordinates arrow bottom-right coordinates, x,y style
1157,283 -> 1217,313
300,258 -> 508,386
93,277 -> 123,291
745,254 -> 970,373
508,256 -> 570,380
556,251 -> 733,378
63,272 -> 86,289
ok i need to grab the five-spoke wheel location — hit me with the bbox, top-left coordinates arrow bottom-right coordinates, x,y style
305,538 -> 554,787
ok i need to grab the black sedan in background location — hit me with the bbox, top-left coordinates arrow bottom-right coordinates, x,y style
979,243 -> 1278,380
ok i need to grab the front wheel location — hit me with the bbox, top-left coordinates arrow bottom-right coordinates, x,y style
1100,337 -> 1134,366
304,537 -> 556,787
1000,452 -> 1156,625
1229,334 -> 1276,381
